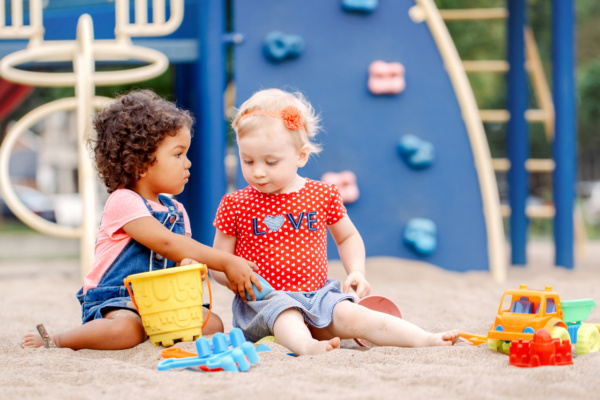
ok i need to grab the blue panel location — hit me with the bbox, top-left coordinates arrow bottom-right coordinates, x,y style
233,0 -> 490,272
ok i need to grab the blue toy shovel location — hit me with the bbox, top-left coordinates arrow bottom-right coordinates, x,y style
158,328 -> 269,372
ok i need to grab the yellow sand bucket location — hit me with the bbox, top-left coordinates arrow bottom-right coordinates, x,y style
124,264 -> 212,347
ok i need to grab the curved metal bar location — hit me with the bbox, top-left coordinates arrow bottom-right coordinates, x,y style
0,0 -> 44,43
0,42 -> 168,87
0,0 -> 182,277
115,0 -> 184,42
0,96 -> 111,239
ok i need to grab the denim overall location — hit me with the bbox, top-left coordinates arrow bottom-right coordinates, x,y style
76,194 -> 185,323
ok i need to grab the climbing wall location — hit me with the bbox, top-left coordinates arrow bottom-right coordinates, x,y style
233,0 -> 492,272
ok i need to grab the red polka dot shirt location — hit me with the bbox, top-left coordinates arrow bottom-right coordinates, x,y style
214,179 -> 347,292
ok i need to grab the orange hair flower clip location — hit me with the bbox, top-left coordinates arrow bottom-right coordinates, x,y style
238,106 -> 305,131
280,106 -> 304,130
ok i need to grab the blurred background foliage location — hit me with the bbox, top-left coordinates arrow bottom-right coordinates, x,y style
435,0 -> 600,238
436,0 -> 600,182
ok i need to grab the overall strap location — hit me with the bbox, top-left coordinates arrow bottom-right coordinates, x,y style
134,191 -> 155,213
130,192 -> 182,271
158,194 -> 178,213
134,192 -> 178,215
151,194 -> 182,271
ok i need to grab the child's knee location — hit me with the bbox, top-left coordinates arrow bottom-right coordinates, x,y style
202,309 -> 224,335
332,301 -> 364,333
333,300 -> 360,322
108,317 -> 146,347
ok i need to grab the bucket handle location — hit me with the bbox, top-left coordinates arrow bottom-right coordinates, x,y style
200,264 -> 212,330
124,276 -> 140,313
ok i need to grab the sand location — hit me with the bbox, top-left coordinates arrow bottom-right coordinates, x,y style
1,233 -> 600,400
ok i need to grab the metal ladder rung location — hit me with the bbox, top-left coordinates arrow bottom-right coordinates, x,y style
479,109 -> 547,123
439,8 -> 508,21
480,110 -> 510,122
462,60 -> 534,74
462,60 -> 510,73
492,158 -> 555,173
525,109 -> 546,122
500,204 -> 556,219
492,158 -> 510,172
526,159 -> 555,172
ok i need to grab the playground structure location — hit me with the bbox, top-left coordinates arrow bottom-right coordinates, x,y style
0,0 -> 183,277
0,1 -> 577,281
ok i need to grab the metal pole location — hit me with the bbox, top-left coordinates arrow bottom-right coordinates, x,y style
185,0 -> 227,245
507,0 -> 529,265
552,0 -> 576,268
73,14 -> 97,277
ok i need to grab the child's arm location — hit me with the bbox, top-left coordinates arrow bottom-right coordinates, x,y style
123,216 -> 261,301
176,235 -> 197,266
328,215 -> 370,298
211,229 -> 251,295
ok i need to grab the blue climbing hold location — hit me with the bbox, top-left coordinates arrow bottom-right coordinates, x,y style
263,31 -> 304,62
342,0 -> 378,13
397,134 -> 435,169
403,218 -> 437,256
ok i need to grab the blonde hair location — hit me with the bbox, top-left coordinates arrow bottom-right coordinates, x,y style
232,88 -> 322,157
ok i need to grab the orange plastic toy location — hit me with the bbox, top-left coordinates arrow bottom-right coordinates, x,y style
509,329 -> 573,368
461,284 -> 599,356
486,285 -> 568,353
162,347 -> 223,372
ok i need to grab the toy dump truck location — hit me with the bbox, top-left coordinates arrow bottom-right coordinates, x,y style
461,285 -> 600,356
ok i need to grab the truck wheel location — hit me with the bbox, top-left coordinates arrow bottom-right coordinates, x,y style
576,324 -> 600,355
487,339 -> 510,354
550,326 -> 570,343
487,338 -> 500,352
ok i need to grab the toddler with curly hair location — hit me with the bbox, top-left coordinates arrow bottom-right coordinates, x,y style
22,90 -> 261,350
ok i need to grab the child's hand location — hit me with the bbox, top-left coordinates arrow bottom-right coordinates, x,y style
343,271 -> 371,299
179,258 -> 199,266
223,257 -> 262,301
179,258 -> 209,281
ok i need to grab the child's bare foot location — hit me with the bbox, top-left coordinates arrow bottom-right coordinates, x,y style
326,337 -> 341,351
302,337 -> 341,356
22,324 -> 58,348
425,329 -> 461,347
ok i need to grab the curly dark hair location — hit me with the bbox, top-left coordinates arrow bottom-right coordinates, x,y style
91,90 -> 194,193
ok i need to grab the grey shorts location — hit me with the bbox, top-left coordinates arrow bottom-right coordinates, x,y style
231,279 -> 355,342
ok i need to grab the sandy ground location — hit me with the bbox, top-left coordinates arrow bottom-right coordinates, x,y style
1,233 -> 600,400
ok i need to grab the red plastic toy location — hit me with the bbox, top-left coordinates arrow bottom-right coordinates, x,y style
509,328 -> 573,368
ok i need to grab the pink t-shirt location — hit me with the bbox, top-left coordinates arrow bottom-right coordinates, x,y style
213,179 -> 346,292
82,189 -> 191,293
